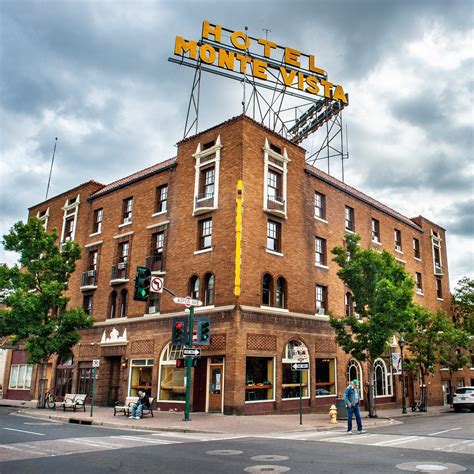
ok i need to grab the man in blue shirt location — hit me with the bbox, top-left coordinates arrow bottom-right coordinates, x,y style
344,379 -> 365,434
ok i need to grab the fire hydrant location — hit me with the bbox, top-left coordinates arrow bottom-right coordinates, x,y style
329,405 -> 338,424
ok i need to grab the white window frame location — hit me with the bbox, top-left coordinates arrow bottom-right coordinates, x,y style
9,364 -> 33,390
372,358 -> 393,397
157,344 -> 185,403
431,230 -> 443,275
193,136 -> 222,214
36,207 -> 50,230
245,356 -> 276,404
314,192 -> 327,222
263,138 -> 290,218
60,195 -> 80,243
127,359 -> 154,396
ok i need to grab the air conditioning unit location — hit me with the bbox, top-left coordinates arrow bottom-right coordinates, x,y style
395,245 -> 402,252
317,307 -> 326,315
148,306 -> 157,314
87,270 -> 96,277
65,236 -> 72,242
117,262 -> 127,270
123,217 -> 132,224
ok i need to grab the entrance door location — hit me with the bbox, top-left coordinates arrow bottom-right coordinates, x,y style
442,381 -> 451,406
208,358 -> 224,413
107,357 -> 121,406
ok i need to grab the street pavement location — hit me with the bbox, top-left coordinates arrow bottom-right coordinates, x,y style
0,398 -> 453,435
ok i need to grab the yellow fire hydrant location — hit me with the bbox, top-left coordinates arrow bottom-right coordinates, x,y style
329,405 -> 338,424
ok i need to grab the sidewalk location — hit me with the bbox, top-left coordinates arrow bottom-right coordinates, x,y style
0,399 -> 453,436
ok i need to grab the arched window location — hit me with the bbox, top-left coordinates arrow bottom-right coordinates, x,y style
345,292 -> 354,317
282,340 -> 309,399
275,277 -> 287,308
119,289 -> 128,318
262,273 -> 272,306
347,359 -> 363,399
190,275 -> 200,300
204,273 -> 215,306
158,343 -> 185,402
372,358 -> 392,397
109,291 -> 117,319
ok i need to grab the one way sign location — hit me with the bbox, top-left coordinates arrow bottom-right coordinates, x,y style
291,362 -> 309,370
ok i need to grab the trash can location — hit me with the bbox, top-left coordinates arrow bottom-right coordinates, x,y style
335,398 -> 347,420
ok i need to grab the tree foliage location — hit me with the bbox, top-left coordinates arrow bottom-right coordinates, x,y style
0,218 -> 92,364
452,277 -> 474,335
329,233 -> 415,416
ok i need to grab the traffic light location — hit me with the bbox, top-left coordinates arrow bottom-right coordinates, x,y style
172,317 -> 188,346
196,316 -> 211,345
133,266 -> 151,302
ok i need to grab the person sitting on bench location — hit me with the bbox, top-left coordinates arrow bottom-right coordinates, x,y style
129,390 -> 150,420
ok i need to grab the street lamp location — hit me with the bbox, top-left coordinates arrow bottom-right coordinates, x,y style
399,336 -> 407,414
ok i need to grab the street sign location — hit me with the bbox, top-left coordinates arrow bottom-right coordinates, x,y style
173,296 -> 203,307
183,347 -> 201,357
150,276 -> 164,293
92,359 -> 100,368
291,362 -> 309,370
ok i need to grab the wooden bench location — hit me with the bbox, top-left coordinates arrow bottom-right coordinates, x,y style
60,393 -> 87,412
114,397 -> 139,416
141,397 -> 154,418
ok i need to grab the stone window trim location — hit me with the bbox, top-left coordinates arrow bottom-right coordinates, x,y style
431,229 -> 444,275
192,135 -> 222,215
60,195 -> 80,243
36,207 -> 50,230
263,138 -> 290,218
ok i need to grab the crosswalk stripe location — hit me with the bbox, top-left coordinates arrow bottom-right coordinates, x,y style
372,436 -> 421,446
113,435 -> 178,445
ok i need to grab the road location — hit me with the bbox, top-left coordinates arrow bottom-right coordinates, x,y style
0,407 -> 472,473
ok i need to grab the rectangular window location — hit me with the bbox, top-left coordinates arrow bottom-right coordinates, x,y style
314,192 -> 326,220
413,238 -> 421,259
436,278 -> 443,299
148,292 -> 160,314
148,231 -> 165,271
64,216 -> 75,240
130,359 -> 153,397
245,356 -> 274,402
267,220 -> 281,252
345,206 -> 355,231
83,294 -> 93,315
199,166 -> 215,199
315,358 -> 336,396
267,169 -> 282,201
394,229 -> 402,252
93,208 -> 103,234
315,236 -> 327,266
371,218 -> 380,243
316,285 -> 327,314
88,249 -> 99,272
199,218 -> 212,250
282,363 -> 309,399
119,241 -> 129,263
122,197 -> 133,223
432,231 -> 443,274
156,185 -> 168,213
415,272 -> 423,294
9,364 -> 33,390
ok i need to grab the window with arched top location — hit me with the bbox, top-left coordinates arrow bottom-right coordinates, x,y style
373,358 -> 392,397
158,343 -> 185,402
347,359 -> 363,399
345,292 -> 354,317
262,273 -> 272,306
204,273 -> 215,306
190,275 -> 200,300
275,277 -> 287,308
282,340 -> 309,399
109,291 -> 117,319
119,289 -> 128,318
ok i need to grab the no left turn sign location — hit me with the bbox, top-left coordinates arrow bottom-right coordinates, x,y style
150,276 -> 164,293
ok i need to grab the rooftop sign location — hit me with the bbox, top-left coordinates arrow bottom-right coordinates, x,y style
172,20 -> 348,105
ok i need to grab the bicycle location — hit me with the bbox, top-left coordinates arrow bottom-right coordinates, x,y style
44,391 -> 56,410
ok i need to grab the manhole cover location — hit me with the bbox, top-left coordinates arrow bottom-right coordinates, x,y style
244,466 -> 290,473
251,455 -> 290,462
206,449 -> 243,456
397,461 -> 467,473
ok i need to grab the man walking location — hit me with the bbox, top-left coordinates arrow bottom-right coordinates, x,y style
344,379 -> 365,434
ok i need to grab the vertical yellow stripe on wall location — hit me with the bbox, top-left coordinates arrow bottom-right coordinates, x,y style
234,180 -> 243,297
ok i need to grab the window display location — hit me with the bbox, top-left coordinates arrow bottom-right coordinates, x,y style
245,357 -> 274,402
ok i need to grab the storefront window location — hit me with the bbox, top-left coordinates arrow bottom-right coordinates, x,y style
245,357 -> 274,402
282,341 -> 309,399
55,353 -> 74,397
315,358 -> 336,396
373,358 -> 392,397
159,344 -> 185,402
78,362 -> 94,399
9,364 -> 33,390
129,359 -> 153,397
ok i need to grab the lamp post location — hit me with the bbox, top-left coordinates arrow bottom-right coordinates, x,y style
399,336 -> 407,414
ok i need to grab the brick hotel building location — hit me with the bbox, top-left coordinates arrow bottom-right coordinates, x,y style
4,115 -> 455,414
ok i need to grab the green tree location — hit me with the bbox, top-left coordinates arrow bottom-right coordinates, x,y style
452,277 -> 474,335
330,233 -> 414,417
0,218 -> 92,407
403,305 -> 470,409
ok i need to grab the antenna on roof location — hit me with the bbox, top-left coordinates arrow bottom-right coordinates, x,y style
45,137 -> 58,200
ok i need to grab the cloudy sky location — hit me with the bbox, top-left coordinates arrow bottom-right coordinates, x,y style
0,0 -> 472,289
